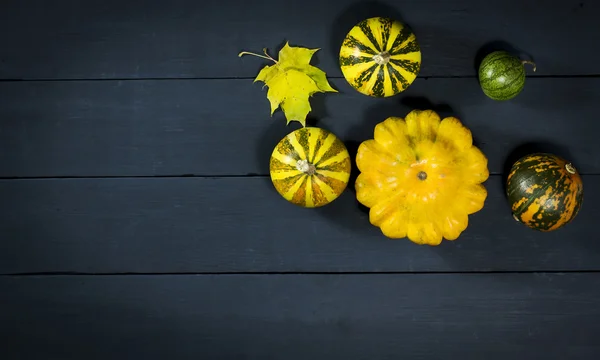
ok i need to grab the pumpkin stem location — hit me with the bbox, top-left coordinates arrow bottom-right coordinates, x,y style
373,51 -> 391,65
296,159 -> 316,176
238,48 -> 278,63
512,213 -> 520,222
521,60 -> 536,72
417,171 -> 427,181
565,163 -> 577,175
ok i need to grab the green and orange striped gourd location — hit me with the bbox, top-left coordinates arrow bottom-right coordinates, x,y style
507,153 -> 584,231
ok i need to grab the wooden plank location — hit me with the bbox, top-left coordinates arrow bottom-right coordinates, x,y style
0,77 -> 598,177
1,176 -> 597,274
3,274 -> 600,359
0,0 -> 597,79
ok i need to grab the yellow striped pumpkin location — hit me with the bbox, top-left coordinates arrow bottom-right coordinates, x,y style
269,127 -> 351,207
339,17 -> 421,97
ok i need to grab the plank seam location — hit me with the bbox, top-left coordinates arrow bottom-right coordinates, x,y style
3,270 -> 600,276
2,74 -> 600,83
0,174 -> 266,180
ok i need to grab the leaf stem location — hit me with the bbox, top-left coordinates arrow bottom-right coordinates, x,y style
238,48 -> 278,63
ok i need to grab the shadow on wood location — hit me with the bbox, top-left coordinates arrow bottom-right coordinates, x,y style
307,92 -> 330,125
316,189 -> 375,237
400,96 -> 457,118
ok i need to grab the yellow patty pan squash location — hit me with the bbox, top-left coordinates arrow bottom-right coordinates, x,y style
355,109 -> 489,245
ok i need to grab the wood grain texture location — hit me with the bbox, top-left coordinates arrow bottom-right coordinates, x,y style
0,77 -> 597,177
1,0 -> 597,354
0,0 -> 597,80
3,274 -> 600,360
1,176 -> 598,274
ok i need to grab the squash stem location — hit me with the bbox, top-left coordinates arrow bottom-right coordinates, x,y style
565,163 -> 577,174
238,48 -> 278,63
417,171 -> 427,181
521,60 -> 536,72
373,51 -> 391,65
296,159 -> 316,176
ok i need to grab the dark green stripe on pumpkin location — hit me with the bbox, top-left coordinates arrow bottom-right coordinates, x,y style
390,39 -> 420,55
508,174 -> 552,216
389,26 -> 412,53
270,157 -> 295,171
272,173 -> 305,195
487,73 -> 523,91
386,63 -> 408,90
482,77 -> 525,100
565,187 -> 584,224
481,55 -> 507,70
294,128 -> 310,157
358,21 -> 382,52
319,158 -> 351,173
481,52 -> 513,69
342,35 -> 377,55
389,70 -> 399,93
511,155 -> 562,173
517,173 -> 569,231
389,59 -> 420,74
339,55 -> 372,67
494,85 -> 524,100
480,64 -> 523,88
316,173 -> 348,196
370,66 -> 386,97
276,136 -> 301,162
378,18 -> 393,50
524,198 -> 564,231
310,177 -> 328,206
316,138 -> 347,167
507,159 -> 559,192
310,130 -> 330,163
352,63 -> 379,92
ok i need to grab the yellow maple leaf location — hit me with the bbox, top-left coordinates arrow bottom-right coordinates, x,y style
239,42 -> 337,126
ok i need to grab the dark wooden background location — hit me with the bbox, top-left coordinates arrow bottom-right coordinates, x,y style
1,0 -> 599,358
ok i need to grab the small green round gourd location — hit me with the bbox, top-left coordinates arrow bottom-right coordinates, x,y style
478,51 -> 536,101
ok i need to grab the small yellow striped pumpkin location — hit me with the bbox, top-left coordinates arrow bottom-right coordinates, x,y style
339,17 -> 421,97
269,127 -> 351,207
